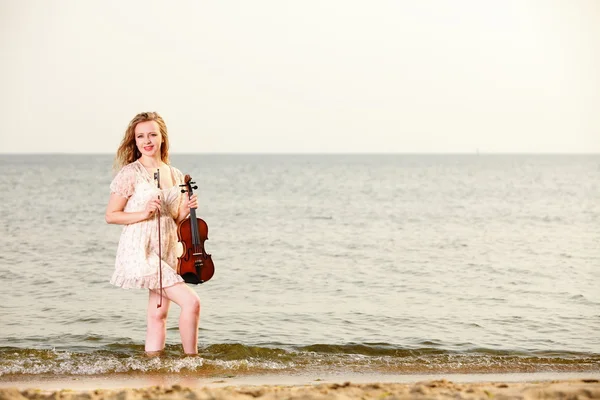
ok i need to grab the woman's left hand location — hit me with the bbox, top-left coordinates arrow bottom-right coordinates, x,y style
177,193 -> 198,223
180,193 -> 198,212
187,194 -> 198,210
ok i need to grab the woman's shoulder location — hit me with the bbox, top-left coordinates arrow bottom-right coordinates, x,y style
169,164 -> 185,180
110,160 -> 140,197
114,160 -> 140,175
123,160 -> 141,171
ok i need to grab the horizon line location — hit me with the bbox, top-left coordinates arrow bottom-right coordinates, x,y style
1,151 -> 599,156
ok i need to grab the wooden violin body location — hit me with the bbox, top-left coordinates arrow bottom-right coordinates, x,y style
176,175 -> 214,284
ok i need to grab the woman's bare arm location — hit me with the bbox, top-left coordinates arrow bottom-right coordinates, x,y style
105,193 -> 159,225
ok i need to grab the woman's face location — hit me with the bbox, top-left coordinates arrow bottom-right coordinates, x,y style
134,120 -> 162,158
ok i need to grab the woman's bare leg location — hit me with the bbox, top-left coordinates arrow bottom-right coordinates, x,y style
163,283 -> 201,354
145,290 -> 171,353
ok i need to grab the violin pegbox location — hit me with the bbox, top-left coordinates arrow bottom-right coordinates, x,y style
180,174 -> 198,196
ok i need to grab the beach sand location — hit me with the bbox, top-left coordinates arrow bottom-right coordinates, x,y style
1,373 -> 599,399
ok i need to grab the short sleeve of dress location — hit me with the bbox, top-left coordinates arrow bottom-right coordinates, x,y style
172,166 -> 185,185
110,164 -> 136,198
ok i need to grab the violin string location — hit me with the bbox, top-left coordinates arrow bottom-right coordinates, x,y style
190,185 -> 202,280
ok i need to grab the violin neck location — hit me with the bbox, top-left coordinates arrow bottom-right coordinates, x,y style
189,207 -> 200,246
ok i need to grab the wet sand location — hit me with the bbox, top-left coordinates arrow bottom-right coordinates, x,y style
1,373 -> 599,399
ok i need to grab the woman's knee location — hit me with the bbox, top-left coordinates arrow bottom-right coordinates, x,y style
147,305 -> 169,325
186,295 -> 201,316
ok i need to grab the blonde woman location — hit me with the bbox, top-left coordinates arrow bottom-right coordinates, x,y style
105,111 -> 201,355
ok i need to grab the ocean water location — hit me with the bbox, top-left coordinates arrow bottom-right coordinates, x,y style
0,154 -> 599,378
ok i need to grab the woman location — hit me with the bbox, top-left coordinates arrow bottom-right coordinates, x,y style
105,111 -> 201,355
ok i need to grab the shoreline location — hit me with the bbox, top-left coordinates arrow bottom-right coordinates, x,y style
1,371 -> 599,390
0,374 -> 599,400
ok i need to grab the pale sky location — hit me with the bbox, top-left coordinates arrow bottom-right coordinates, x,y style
1,0 -> 599,153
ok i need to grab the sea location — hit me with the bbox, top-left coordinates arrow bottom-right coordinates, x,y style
0,154 -> 599,380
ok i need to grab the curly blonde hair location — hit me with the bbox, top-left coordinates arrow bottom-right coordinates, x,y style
113,112 -> 170,171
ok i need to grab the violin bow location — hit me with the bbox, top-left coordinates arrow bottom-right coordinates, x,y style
154,169 -> 163,308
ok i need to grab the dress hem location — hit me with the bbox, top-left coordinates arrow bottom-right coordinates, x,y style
110,271 -> 184,290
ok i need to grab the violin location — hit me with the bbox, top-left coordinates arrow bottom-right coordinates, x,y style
176,175 -> 215,284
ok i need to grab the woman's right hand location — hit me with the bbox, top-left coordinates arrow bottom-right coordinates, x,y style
144,198 -> 162,220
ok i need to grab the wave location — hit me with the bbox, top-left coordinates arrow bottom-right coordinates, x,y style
1,342 -> 599,377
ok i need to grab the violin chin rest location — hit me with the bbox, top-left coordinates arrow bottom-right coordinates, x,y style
174,242 -> 184,258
